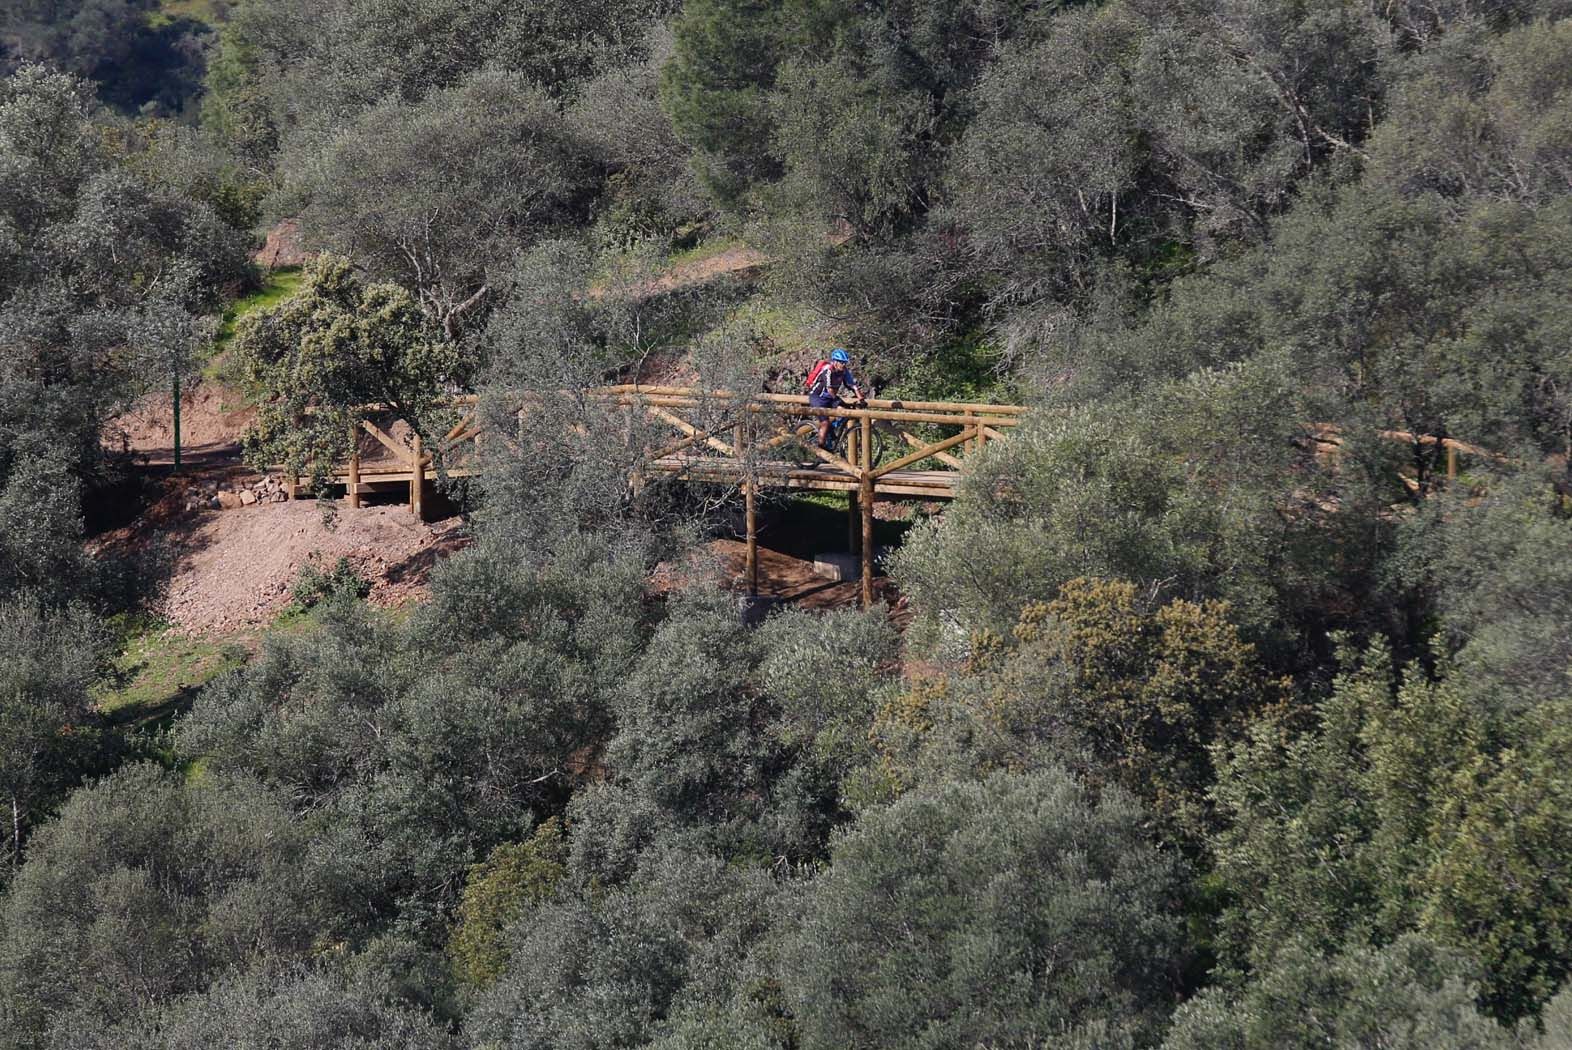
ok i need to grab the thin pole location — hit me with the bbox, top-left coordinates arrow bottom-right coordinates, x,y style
172,371 -> 181,474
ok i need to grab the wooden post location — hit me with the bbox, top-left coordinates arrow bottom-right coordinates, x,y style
172,371 -> 181,474
964,409 -> 977,455
1447,443 -> 1458,482
347,426 -> 361,509
410,431 -> 423,519
861,417 -> 872,482
860,418 -> 874,608
860,475 -> 874,609
745,478 -> 758,596
849,490 -> 861,554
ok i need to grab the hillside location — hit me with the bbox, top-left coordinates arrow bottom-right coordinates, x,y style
2,2 -> 1572,1047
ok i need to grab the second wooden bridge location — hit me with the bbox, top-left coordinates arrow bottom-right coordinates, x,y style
315,385 -> 1026,606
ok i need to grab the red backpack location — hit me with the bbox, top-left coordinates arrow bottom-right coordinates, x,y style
804,359 -> 830,393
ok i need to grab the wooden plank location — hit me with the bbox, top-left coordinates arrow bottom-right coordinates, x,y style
648,416 -> 742,462
361,419 -> 408,459
596,385 -> 1027,415
900,430 -> 964,469
803,438 -> 859,478
640,463 -> 959,498
861,473 -> 874,609
871,428 -> 976,479
762,423 -> 815,451
610,396 -> 1020,428
981,425 -> 1008,443
748,404 -> 1017,428
439,424 -> 484,454
647,406 -> 738,458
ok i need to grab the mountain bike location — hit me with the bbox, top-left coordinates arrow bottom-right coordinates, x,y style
810,396 -> 894,469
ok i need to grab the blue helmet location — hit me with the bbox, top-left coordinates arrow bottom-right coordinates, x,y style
830,348 -> 851,364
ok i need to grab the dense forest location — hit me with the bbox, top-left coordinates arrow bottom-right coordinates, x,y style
4,0 -> 1572,1045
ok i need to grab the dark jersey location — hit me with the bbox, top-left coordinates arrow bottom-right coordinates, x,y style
808,364 -> 858,401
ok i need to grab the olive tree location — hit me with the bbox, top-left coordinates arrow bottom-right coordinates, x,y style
284,69 -> 596,340
778,768 -> 1185,1049
0,765 -> 328,1045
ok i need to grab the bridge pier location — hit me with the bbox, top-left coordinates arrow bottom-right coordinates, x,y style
745,478 -> 758,596
860,420 -> 874,608
410,432 -> 424,519
347,425 -> 362,509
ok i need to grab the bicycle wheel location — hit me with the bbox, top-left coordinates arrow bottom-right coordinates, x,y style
868,422 -> 894,469
841,420 -> 894,468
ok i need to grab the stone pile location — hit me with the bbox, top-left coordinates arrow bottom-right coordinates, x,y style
183,474 -> 291,513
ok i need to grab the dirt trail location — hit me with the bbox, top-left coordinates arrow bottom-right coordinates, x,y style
589,245 -> 769,302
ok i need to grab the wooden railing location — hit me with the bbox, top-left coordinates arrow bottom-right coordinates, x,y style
1307,423 -> 1505,493
297,394 -> 1512,609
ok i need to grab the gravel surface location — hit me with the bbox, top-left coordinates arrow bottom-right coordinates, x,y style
155,500 -> 464,635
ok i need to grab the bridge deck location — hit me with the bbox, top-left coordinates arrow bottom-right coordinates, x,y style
326,461 -> 959,499
647,457 -> 960,498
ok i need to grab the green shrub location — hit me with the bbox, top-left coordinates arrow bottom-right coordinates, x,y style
289,557 -> 370,610
450,819 -> 569,990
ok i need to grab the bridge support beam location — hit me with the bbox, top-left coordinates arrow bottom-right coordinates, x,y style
860,421 -> 874,608
860,476 -> 874,608
347,426 -> 361,509
745,478 -> 758,596
410,432 -> 423,519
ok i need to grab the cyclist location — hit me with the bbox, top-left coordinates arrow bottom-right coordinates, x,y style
807,348 -> 863,450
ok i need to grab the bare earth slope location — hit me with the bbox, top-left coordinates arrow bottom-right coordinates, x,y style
150,501 -> 464,634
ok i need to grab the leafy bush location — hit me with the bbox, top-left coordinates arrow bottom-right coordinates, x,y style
290,556 -> 372,610
778,768 -> 1185,1049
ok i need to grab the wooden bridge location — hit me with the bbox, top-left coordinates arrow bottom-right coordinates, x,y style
307,385 -> 1026,607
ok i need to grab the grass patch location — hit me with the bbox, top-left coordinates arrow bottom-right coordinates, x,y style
94,617 -> 248,728
667,236 -> 747,269
92,598 -> 356,730
156,0 -> 222,24
717,296 -> 829,359
214,267 -> 304,350
204,266 -> 305,386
